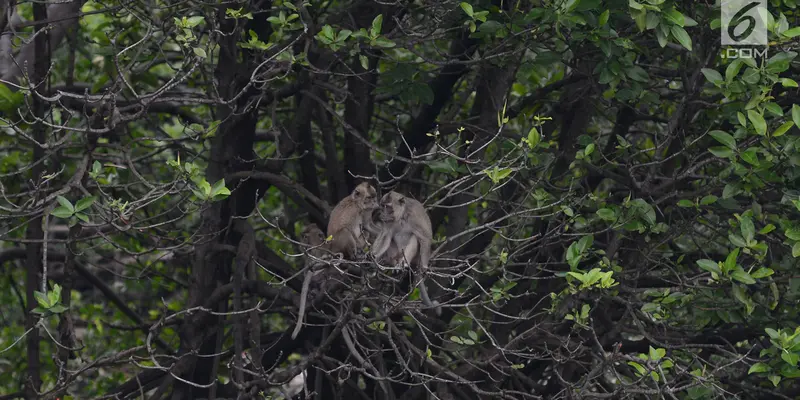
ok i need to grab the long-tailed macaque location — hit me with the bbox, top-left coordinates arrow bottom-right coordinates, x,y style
326,182 -> 381,259
292,224 -> 329,340
371,191 -> 441,315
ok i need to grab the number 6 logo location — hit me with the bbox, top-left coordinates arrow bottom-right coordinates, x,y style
721,0 -> 767,46
728,2 -> 759,41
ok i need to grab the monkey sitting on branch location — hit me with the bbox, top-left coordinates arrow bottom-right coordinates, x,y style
292,182 -> 380,339
371,191 -> 442,316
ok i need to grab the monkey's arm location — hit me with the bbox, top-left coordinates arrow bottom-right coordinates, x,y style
416,234 -> 432,273
361,213 -> 382,241
370,226 -> 394,261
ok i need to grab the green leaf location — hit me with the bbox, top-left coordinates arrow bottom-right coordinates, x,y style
371,14 -> 383,36
578,235 -> 594,253
677,199 -> 694,208
372,37 -> 396,48
596,208 -> 616,220
766,51 -> 796,74
723,183 -> 741,199
628,361 -> 646,375
785,228 -> 800,240
75,213 -> 89,223
782,352 -> 800,366
75,196 -> 96,212
48,285 -> 60,303
663,8 -> 684,26
781,78 -> 799,88
725,59 -> 744,82
731,268 -> 756,284
696,259 -> 721,275
709,130 -> 736,149
751,268 -> 774,279
737,112 -> 747,127
34,291 -> 49,307
723,248 -> 739,274
700,195 -> 718,205
630,198 -> 656,226
527,126 -> 541,149
598,10 -> 609,26
0,82 -> 23,110
483,167 -> 513,184
626,66 -> 649,82
793,242 -> 800,258
700,68 -> 723,85
51,206 -> 74,219
765,328 -> 780,339
185,16 -> 205,27
758,224 -> 775,234
56,196 -> 74,213
740,148 -> 759,166
748,362 -> 770,374
655,27 -> 668,47
747,110 -> 767,136
772,121 -> 794,137
460,2 -> 474,17
649,346 -> 665,361
792,105 -> 800,129
732,283 -> 749,306
740,216 -> 755,243
337,29 -> 352,41
765,102 -> 784,117
633,9 -> 647,31
783,27 -> 800,38
584,143 -> 595,156
645,13 -> 659,30
49,304 -> 68,314
641,302 -> 660,313
320,25 -> 335,40
193,47 -> 207,58
567,271 -> 588,283
670,25 -> 692,51
210,179 -> 231,201
709,146 -> 734,158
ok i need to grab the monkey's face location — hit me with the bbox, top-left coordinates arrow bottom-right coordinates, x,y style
353,182 -> 379,210
379,192 -> 406,222
302,226 -> 325,245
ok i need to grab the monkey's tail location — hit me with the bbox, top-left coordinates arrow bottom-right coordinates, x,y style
432,300 -> 442,317
417,278 -> 442,316
291,271 -> 314,340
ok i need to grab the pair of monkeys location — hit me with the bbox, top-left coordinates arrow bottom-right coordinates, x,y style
291,182 -> 440,339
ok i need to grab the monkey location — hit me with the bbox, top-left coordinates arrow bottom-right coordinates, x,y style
326,182 -> 381,260
371,191 -> 441,316
292,224 -> 330,340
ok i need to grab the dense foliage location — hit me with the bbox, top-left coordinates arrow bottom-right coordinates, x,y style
3,0 -> 800,398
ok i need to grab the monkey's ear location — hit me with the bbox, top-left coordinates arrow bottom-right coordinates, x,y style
398,196 -> 406,205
